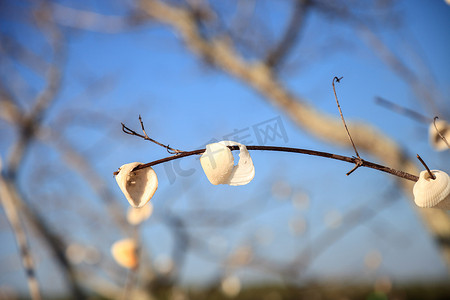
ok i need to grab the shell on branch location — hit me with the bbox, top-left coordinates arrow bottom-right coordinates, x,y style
200,141 -> 255,186
200,143 -> 234,185
115,162 -> 158,208
413,170 -> 450,210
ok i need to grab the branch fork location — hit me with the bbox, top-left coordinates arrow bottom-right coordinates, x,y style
121,115 -> 185,155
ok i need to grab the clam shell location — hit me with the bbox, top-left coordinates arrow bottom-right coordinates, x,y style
429,120 -> 450,151
127,202 -> 154,226
219,141 -> 255,186
200,143 -> 234,185
413,170 -> 450,209
200,141 -> 255,186
115,162 -> 158,208
111,239 -> 138,269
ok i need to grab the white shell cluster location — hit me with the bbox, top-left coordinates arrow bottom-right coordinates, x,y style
413,170 -> 450,210
429,120 -> 450,151
200,141 -> 255,186
115,162 -> 158,208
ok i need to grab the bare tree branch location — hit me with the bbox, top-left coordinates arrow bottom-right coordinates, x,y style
117,127 -> 419,181
51,3 -> 146,33
0,33 -> 49,74
0,163 -> 41,300
265,0 -> 311,69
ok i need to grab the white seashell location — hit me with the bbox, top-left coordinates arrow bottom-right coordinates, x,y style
200,141 -> 255,186
429,120 -> 450,151
127,202 -> 154,226
413,170 -> 450,210
200,143 -> 234,185
115,162 -> 158,208
219,141 -> 255,186
111,238 -> 138,269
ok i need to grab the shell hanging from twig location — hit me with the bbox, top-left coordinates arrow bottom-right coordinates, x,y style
429,119 -> 450,151
200,141 -> 255,186
413,170 -> 450,210
115,162 -> 158,208
220,141 -> 255,186
111,239 -> 138,269
200,143 -> 234,185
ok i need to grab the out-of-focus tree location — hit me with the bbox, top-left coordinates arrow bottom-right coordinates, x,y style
0,0 -> 449,299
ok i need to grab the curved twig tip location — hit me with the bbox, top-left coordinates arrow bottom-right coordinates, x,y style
432,116 -> 450,150
333,76 -> 343,84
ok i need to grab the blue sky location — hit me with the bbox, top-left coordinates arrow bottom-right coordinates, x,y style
1,0 -> 450,296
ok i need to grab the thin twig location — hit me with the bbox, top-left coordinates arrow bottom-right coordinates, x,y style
433,116 -> 450,149
332,77 -> 363,175
121,117 -> 185,154
346,158 -> 361,176
114,144 -> 419,182
375,96 -> 431,123
416,154 -> 435,180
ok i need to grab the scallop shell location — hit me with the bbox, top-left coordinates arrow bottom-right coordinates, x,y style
200,143 -> 234,185
219,141 -> 255,186
111,239 -> 138,269
413,170 -> 450,210
429,120 -> 450,151
115,162 -> 158,208
127,202 -> 154,226
200,141 -> 255,186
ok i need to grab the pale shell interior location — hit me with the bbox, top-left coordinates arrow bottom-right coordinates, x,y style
429,120 -> 450,151
413,170 -> 450,210
115,162 -> 158,208
111,238 -> 138,269
200,141 -> 255,186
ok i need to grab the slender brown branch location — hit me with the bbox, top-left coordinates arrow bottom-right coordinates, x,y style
332,77 -> 363,175
121,117 -> 185,154
114,145 -> 418,182
433,116 -> 450,149
346,159 -> 361,176
332,77 -> 360,158
416,154 -> 435,180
